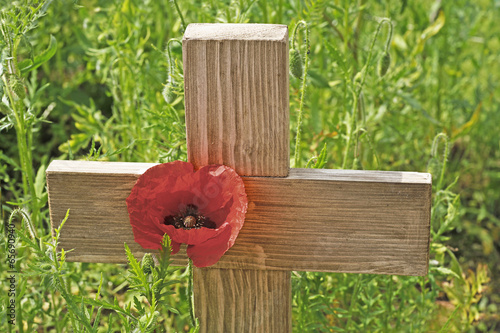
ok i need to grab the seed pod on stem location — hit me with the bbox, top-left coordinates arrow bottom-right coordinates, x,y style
162,76 -> 176,104
141,253 -> 155,275
163,38 -> 182,104
10,76 -> 26,100
377,19 -> 393,78
289,48 -> 303,79
377,51 -> 391,77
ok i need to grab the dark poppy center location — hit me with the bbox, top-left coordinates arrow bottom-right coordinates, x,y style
163,204 -> 217,230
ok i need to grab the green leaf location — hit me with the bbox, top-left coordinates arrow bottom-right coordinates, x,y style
313,143 -> 328,169
79,297 -> 136,320
133,296 -> 144,314
414,11 -> 445,54
398,92 -> 441,125
431,266 -> 461,280
308,70 -> 330,88
34,163 -> 46,200
124,242 -> 154,303
158,234 -> 173,276
93,307 -> 103,330
19,35 -> 57,76
106,313 -> 114,333
325,42 -> 347,72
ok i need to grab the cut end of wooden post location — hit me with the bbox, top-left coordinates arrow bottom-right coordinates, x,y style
183,23 -> 288,42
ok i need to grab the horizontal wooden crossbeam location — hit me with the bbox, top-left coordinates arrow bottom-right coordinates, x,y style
47,160 -> 431,276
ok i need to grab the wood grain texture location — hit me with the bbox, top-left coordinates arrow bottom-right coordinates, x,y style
194,269 -> 291,332
46,160 -> 431,276
183,24 -> 289,177
183,25 -> 290,331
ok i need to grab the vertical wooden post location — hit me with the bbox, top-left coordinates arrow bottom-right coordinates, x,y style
183,24 -> 291,332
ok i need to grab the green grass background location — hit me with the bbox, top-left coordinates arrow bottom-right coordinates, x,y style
1,0 -> 499,331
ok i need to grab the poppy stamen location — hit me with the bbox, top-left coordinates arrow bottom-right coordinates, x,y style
183,215 -> 196,228
164,204 -> 216,230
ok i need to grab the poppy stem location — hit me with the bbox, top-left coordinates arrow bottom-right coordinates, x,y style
187,259 -> 197,327
292,20 -> 310,168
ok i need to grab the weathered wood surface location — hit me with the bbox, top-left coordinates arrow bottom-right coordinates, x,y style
186,23 -> 289,333
194,269 -> 291,332
46,160 -> 431,276
183,23 -> 289,177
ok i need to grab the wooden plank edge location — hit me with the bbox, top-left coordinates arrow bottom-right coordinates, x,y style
46,160 -> 432,184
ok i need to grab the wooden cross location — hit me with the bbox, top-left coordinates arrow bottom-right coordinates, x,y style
46,24 -> 431,332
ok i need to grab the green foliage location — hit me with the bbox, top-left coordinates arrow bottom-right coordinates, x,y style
1,211 -> 186,332
124,237 -> 179,315
1,0 -> 499,331
18,34 -> 57,75
10,209 -> 104,332
305,142 -> 327,169
0,0 -> 56,229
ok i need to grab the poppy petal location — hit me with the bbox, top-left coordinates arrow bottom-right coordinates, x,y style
186,225 -> 233,267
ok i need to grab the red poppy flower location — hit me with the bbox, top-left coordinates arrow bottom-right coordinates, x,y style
126,161 -> 247,267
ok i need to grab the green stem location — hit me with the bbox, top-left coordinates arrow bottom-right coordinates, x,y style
1,14 -> 41,226
341,89 -> 358,169
2,73 -> 39,227
384,276 -> 393,331
260,0 -> 268,23
352,0 -> 366,64
3,74 -> 28,195
431,133 -> 449,190
172,0 -> 187,31
357,19 -> 391,96
383,20 -> 394,53
418,275 -> 427,329
345,274 -> 362,330
341,18 -> 391,169
166,38 -> 182,76
343,0 -> 349,55
6,298 -> 12,333
187,259 -> 196,327
278,0 -> 283,23
292,21 -> 310,168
